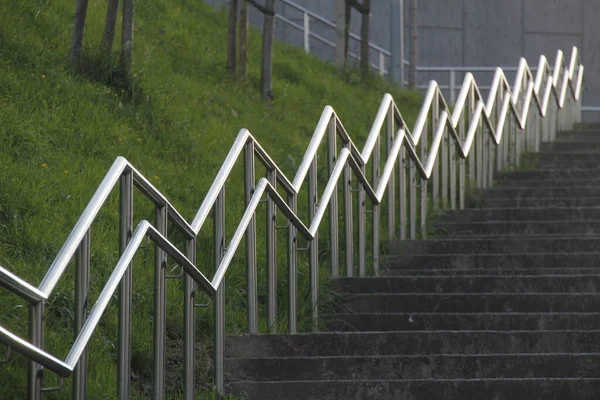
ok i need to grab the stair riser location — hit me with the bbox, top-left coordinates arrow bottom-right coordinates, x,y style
542,142 -> 600,150
480,198 -> 600,207
333,276 -> 600,294
484,187 -> 600,198
388,238 -> 600,255
434,221 -> 600,235
385,267 -> 600,276
226,354 -> 600,382
227,380 -> 600,400
494,179 -> 600,187
339,293 -> 600,313
440,208 -> 600,222
325,313 -> 600,332
498,169 -> 600,180
383,253 -> 600,270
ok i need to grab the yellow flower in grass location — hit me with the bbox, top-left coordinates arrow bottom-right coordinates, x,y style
41,74 -> 46,79
63,170 -> 69,174
41,163 -> 47,168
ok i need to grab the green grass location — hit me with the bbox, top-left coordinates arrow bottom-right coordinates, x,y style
0,0 -> 422,398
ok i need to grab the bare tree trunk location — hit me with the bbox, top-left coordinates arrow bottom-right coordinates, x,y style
359,0 -> 371,77
260,0 -> 276,100
227,0 -> 239,73
70,0 -> 89,71
238,0 -> 248,81
120,0 -> 134,76
101,0 -> 120,60
335,0 -> 346,67
409,0 -> 417,88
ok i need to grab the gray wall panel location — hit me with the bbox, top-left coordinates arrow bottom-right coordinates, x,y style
524,0 -> 583,34
523,33 -> 582,65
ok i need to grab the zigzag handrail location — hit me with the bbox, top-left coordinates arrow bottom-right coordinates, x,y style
0,47 -> 584,396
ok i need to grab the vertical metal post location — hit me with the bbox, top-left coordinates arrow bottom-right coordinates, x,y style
468,87 -> 476,187
303,12 -> 310,53
373,134 -> 381,276
420,116 -> 428,237
154,205 -> 167,400
450,70 -> 456,104
459,108 -> 466,209
214,188 -> 226,394
288,194 -> 298,333
496,87 -> 503,172
27,303 -> 43,400
387,107 -> 396,240
344,164 -> 354,276
183,237 -> 196,400
389,0 -> 405,85
398,147 -> 407,239
244,143 -> 258,334
409,158 -> 416,239
488,124 -> 494,186
73,230 -> 90,400
357,165 -> 367,275
441,116 -> 449,209
449,133 -> 456,210
432,91 -> 440,210
328,118 -> 340,277
379,51 -> 385,76
477,117 -> 484,189
308,159 -> 319,329
118,171 -> 133,400
266,169 -> 277,332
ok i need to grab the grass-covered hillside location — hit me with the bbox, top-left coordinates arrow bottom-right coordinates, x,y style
0,0 -> 421,398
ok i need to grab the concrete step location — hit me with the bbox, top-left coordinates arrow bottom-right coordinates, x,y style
440,207 -> 600,222
536,160 -> 600,168
483,186 -> 600,198
494,178 -> 600,187
382,252 -> 600,270
497,168 -> 600,180
337,293 -> 600,313
227,378 -> 600,400
387,237 -> 600,255
434,220 -> 600,236
324,312 -> 600,332
385,267 -> 600,276
541,141 -> 600,151
480,197 -> 600,207
226,353 -> 600,382
538,151 -> 600,160
332,276 -> 600,294
225,330 -> 600,358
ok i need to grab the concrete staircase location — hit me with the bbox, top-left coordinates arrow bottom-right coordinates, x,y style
225,126 -> 600,399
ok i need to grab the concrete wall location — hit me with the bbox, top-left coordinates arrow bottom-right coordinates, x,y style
206,0 -> 599,120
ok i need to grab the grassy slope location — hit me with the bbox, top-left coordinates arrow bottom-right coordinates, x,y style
0,0 -> 421,398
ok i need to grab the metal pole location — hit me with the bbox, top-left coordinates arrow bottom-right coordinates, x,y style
398,147 -> 407,239
27,303 -> 43,400
303,12 -> 310,53
372,134 -> 381,276
153,205 -> 167,400
408,0 -> 418,88
459,107 -> 466,209
328,118 -> 340,277
343,163 -> 354,276
118,171 -> 133,400
266,169 -> 277,332
308,159 -> 319,329
214,188 -> 226,394
244,142 -> 258,334
183,237 -> 196,400
432,90 -> 440,210
288,194 -> 298,333
390,0 -> 405,85
73,230 -> 90,400
387,106 -> 396,240
450,70 -> 456,104
420,115 -> 428,237
357,165 -> 367,275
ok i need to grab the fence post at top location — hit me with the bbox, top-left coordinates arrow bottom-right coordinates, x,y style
244,142 -> 258,334
328,117 -> 340,277
303,12 -> 310,53
450,70 -> 456,104
214,188 -> 226,394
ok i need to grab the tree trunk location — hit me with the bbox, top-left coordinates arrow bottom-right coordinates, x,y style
100,0 -> 120,61
69,0 -> 89,71
409,0 -> 417,88
120,0 -> 134,76
227,0 -> 239,73
359,0 -> 371,77
260,0 -> 276,100
335,0 -> 346,67
238,0 -> 248,81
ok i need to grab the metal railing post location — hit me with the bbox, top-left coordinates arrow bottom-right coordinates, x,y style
358,165 -> 367,274
27,304 -> 43,400
459,107 -> 466,209
398,146 -> 407,239
244,142 -> 258,334
153,205 -> 168,400
432,90 -> 440,210
387,106 -> 396,240
308,159 -> 319,329
303,12 -> 310,53
266,169 -> 277,332
328,118 -> 340,277
372,134 -> 381,276
379,51 -> 385,76
288,193 -> 298,332
214,188 -> 226,394
420,115 -> 428,237
118,171 -> 133,400
343,163 -> 354,276
183,237 -> 196,400
73,230 -> 90,400
450,70 -> 456,104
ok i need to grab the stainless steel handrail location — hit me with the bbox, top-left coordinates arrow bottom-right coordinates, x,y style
0,47 -> 583,399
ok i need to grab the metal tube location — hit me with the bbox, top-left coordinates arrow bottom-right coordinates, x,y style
344,164 -> 354,276
214,188 -> 226,394
27,303 -> 43,400
73,230 -> 90,400
432,90 -> 440,210
420,116 -> 428,237
372,134 -> 381,276
266,169 -> 277,332
244,143 -> 258,334
288,194 -> 298,333
328,118 -> 340,277
449,133 -> 456,210
153,205 -> 167,400
409,158 -> 416,239
358,165 -> 367,275
442,119 -> 449,209
398,147 -> 407,239
308,159 -> 319,329
387,106 -> 395,240
183,238 -> 196,400
459,109 -> 466,209
303,12 -> 310,53
118,172 -> 133,400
